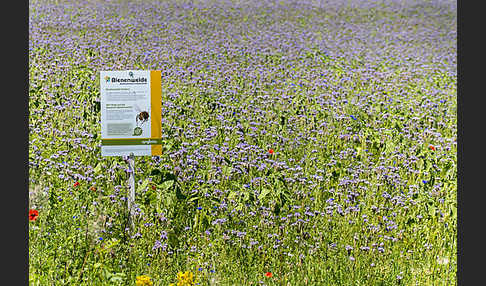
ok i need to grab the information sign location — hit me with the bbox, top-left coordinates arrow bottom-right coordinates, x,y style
100,70 -> 162,156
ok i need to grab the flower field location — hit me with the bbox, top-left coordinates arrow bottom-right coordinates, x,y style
29,0 -> 456,285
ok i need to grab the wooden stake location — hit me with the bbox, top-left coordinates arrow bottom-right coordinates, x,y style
127,153 -> 136,233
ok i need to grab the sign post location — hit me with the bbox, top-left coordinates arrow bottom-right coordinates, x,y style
100,70 -> 162,234
127,152 -> 136,231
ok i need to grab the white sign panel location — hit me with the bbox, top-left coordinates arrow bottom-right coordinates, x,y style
100,70 -> 162,156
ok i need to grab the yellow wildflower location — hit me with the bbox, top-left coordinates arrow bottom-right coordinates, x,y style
135,275 -> 153,286
175,271 -> 196,286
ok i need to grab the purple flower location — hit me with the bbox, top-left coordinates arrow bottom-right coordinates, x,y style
160,231 -> 168,240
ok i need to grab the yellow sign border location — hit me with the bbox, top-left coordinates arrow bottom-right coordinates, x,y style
150,70 -> 162,156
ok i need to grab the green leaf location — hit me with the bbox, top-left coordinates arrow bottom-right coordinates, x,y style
440,161 -> 452,177
93,163 -> 102,174
385,141 -> 394,154
139,179 -> 150,192
159,180 -> 174,190
450,205 -> 457,218
417,159 -> 424,171
258,188 -> 271,201
241,190 -> 250,202
235,204 -> 244,212
187,195 -> 199,203
143,189 -> 157,206
109,273 -> 126,283
428,205 -> 436,217
227,191 -> 237,201
222,165 -> 232,177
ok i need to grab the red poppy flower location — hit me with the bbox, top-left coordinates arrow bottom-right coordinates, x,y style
265,272 -> 272,278
151,185 -> 156,190
268,149 -> 274,155
429,145 -> 436,151
29,209 -> 39,221
74,181 -> 80,187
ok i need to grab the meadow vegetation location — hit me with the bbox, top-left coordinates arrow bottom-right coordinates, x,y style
29,0 -> 456,285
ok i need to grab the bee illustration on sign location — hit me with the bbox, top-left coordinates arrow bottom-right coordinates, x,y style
133,104 -> 149,136
135,106 -> 150,127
